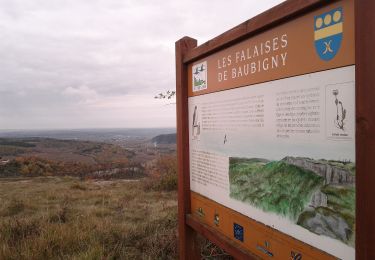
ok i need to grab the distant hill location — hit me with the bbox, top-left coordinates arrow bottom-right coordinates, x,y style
0,137 -> 150,180
151,133 -> 176,145
0,137 -> 134,163
0,128 -> 176,142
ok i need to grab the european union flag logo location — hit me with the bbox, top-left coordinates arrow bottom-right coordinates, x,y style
233,223 -> 244,242
314,7 -> 343,61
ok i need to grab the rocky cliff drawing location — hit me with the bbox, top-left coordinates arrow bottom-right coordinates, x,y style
229,156 -> 355,247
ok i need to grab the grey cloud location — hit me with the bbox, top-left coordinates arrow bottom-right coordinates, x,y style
0,0 -> 284,129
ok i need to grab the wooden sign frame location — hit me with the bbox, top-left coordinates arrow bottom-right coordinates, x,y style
176,0 -> 375,259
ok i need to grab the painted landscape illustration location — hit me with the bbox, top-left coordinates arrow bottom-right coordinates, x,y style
229,156 -> 355,247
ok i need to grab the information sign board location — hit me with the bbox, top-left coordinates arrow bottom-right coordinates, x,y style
176,0 -> 375,259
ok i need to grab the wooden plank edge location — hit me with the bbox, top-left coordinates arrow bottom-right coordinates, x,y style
355,0 -> 375,259
186,214 -> 260,260
183,0 -> 341,64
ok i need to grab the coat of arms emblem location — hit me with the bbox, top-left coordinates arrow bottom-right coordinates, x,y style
314,8 -> 343,61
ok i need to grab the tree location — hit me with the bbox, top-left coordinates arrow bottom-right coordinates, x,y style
154,90 -> 175,100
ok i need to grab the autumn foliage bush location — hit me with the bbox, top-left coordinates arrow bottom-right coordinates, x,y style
0,156 -> 139,179
143,155 -> 178,191
1,157 -> 95,177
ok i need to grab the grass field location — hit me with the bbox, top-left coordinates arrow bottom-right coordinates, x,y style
0,177 -> 178,260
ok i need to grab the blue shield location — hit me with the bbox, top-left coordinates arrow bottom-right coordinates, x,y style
314,7 -> 343,61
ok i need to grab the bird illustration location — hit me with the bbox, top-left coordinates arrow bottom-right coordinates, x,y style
192,106 -> 198,128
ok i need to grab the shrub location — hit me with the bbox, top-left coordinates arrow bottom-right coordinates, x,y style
70,182 -> 87,191
157,169 -> 178,191
143,155 -> 178,191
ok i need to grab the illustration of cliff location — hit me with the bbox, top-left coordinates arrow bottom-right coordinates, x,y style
229,156 -> 355,247
282,156 -> 355,185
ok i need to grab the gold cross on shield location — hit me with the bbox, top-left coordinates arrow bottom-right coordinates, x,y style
323,40 -> 333,54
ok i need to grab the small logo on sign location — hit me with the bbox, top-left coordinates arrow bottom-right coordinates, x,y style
233,223 -> 244,242
192,61 -> 207,92
314,7 -> 343,61
291,251 -> 303,260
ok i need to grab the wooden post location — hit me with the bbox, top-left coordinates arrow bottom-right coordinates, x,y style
176,36 -> 199,260
355,0 -> 375,259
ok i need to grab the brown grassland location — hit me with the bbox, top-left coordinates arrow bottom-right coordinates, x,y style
0,177 -> 178,260
0,138 -> 232,260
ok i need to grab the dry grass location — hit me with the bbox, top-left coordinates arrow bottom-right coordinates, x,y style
0,177 -> 178,260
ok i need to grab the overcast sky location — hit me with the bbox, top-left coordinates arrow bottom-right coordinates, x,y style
0,0 -> 284,130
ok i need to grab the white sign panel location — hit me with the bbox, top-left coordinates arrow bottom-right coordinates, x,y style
189,65 -> 355,260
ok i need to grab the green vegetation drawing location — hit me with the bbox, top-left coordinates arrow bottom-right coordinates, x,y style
333,89 -> 347,130
194,77 -> 206,87
229,156 -> 355,247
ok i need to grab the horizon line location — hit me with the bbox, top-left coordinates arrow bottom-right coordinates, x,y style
0,126 -> 176,132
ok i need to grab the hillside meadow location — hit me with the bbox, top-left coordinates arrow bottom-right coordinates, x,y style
0,137 -> 232,259
0,177 -> 178,260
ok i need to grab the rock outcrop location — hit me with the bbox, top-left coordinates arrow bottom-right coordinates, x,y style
310,190 -> 327,208
282,156 -> 354,185
298,209 -> 352,243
